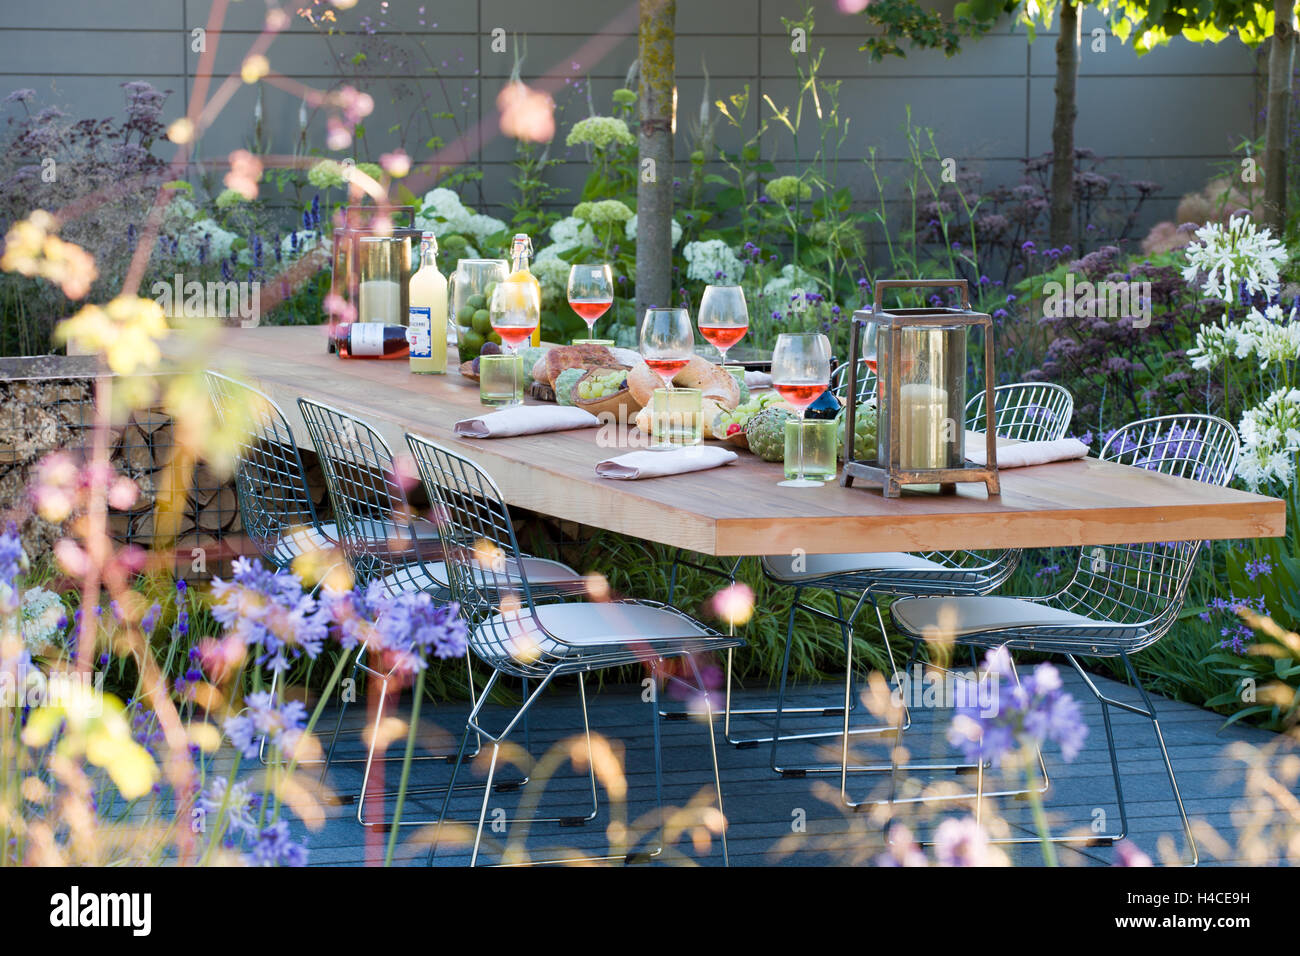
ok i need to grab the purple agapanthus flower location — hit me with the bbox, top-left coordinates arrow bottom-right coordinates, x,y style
199,776 -> 262,838
210,557 -> 330,672
1244,556 -> 1273,581
947,651 -> 1088,767
244,820 -> 308,867
223,691 -> 308,759
932,816 -> 1000,866
325,583 -> 467,675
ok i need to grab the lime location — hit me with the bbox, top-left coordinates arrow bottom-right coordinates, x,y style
456,304 -> 476,325
487,330 -> 502,345
471,308 -> 492,335
466,293 -> 487,311
460,330 -> 484,355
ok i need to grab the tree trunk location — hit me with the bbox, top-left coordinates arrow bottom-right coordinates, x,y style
1049,0 -> 1079,251
1264,0 -> 1295,232
636,0 -> 675,328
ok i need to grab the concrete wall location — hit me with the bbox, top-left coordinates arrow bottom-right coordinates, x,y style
0,0 -> 1261,244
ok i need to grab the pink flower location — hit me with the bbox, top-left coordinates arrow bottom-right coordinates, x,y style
379,149 -> 410,178
326,116 -> 351,151
224,149 -> 263,201
497,81 -> 555,143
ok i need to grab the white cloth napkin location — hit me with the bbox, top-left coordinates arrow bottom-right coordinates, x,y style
963,430 -> 1089,468
596,445 -> 738,479
454,405 -> 599,438
744,370 -> 773,388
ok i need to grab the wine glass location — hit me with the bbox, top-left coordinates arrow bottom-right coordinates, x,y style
697,284 -> 749,366
567,264 -> 614,340
639,307 -> 694,390
771,332 -> 832,488
640,308 -> 694,452
489,281 -> 540,355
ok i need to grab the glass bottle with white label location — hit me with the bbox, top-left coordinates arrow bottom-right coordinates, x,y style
408,231 -> 448,374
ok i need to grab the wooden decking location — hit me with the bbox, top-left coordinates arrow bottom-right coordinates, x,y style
257,668 -> 1292,867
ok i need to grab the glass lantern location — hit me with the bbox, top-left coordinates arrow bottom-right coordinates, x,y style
841,279 -> 1000,498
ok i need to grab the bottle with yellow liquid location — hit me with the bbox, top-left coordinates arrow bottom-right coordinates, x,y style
506,233 -> 543,347
408,231 -> 448,374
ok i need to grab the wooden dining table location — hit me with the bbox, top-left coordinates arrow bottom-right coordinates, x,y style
171,326 -> 1286,557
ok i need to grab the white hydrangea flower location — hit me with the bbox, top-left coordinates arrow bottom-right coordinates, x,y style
566,115 -> 636,151
462,213 -> 508,243
531,245 -> 571,307
1182,215 -> 1288,301
176,218 -> 239,265
758,263 -> 819,314
416,187 -> 472,236
682,239 -> 744,284
548,216 -> 596,251
21,586 -> 66,652
281,229 -> 330,261
624,214 -> 682,247
1237,387 -> 1300,490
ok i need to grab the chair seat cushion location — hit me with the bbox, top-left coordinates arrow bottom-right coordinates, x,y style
271,522 -> 338,563
891,595 -> 1121,640
476,601 -> 716,660
380,556 -> 583,596
761,551 -> 953,582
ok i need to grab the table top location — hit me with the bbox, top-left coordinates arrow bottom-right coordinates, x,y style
172,326 -> 1286,557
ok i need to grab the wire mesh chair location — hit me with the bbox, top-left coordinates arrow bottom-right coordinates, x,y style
665,382 -> 1074,781
204,371 -> 336,570
830,358 -> 876,404
881,413 -> 1240,864
408,433 -> 744,867
297,398 -> 490,824
205,372 -> 361,781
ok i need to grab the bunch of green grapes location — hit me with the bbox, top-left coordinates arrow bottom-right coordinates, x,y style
576,370 -> 628,401
837,401 -> 879,461
713,391 -> 784,435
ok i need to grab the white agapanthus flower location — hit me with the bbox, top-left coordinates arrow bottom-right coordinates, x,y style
758,263 -> 819,314
415,187 -> 473,237
682,239 -> 744,284
1182,215 -> 1288,301
624,214 -> 682,247
21,586 -> 66,651
1237,387 -> 1300,490
548,216 -> 596,251
1188,303 -> 1300,371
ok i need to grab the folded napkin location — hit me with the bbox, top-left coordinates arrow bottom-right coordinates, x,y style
744,370 -> 773,388
596,445 -> 738,479
963,430 -> 1089,468
454,405 -> 599,439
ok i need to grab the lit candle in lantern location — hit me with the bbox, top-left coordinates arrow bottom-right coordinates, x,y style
899,382 -> 947,469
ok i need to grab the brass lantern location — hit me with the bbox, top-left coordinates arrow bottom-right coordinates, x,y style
841,279 -> 1000,498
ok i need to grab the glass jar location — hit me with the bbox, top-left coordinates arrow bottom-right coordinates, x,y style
451,259 -> 509,355
357,235 -> 411,326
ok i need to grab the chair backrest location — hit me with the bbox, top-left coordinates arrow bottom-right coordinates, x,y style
964,382 -> 1074,442
1055,414 -> 1240,641
404,432 -> 551,675
831,358 -> 876,404
204,371 -> 322,566
297,398 -> 435,593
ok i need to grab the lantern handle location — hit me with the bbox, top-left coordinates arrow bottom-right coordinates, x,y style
872,278 -> 969,313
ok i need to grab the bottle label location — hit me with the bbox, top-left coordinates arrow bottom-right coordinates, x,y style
408,306 -> 432,359
350,323 -> 386,356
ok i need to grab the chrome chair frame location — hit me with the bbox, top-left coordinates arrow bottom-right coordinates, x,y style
874,413 -> 1241,865
410,435 -> 743,867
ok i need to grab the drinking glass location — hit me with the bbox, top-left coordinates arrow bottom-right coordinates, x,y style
639,307 -> 694,450
771,332 -> 832,487
697,284 -> 749,366
567,264 -> 614,340
489,281 -> 540,357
